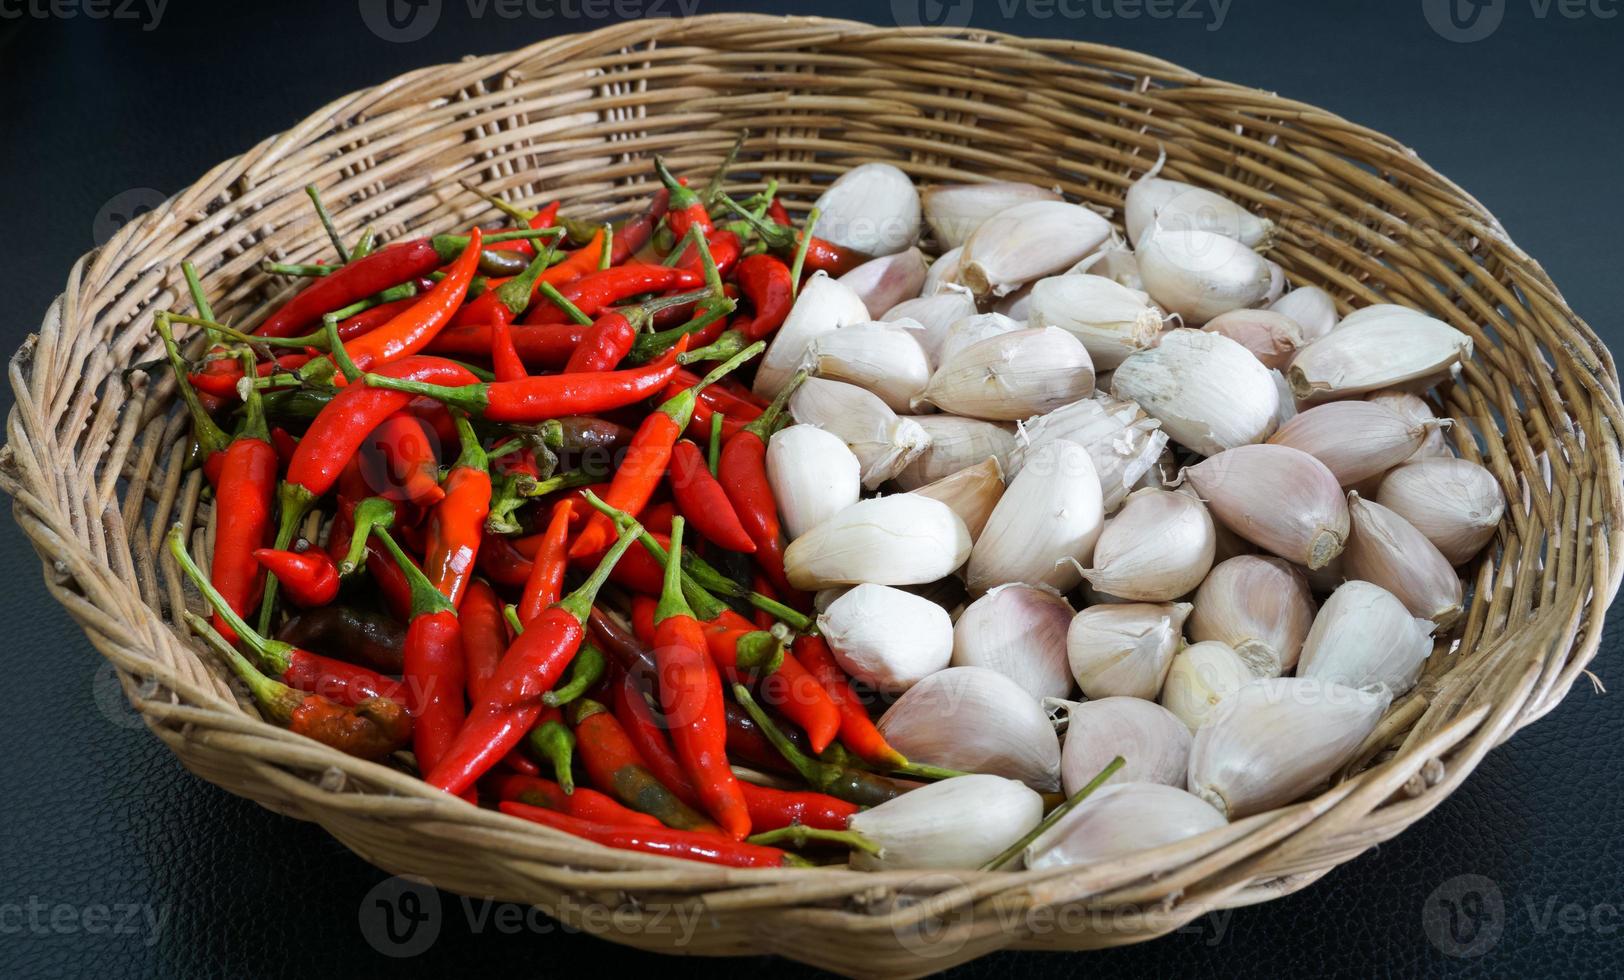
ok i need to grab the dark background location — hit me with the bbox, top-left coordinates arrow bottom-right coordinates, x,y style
2,0 -> 1621,976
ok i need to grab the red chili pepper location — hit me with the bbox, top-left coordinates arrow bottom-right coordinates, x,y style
674,229 -> 742,280
716,376 -> 804,600
359,413 -> 445,508
428,321 -> 589,370
485,773 -> 663,829
190,351 -> 314,399
196,347 -> 277,643
654,158 -> 712,240
518,499 -> 573,626
513,228 -> 607,317
474,535 -> 534,589
767,199 -> 791,227
568,697 -> 717,832
422,414 -> 490,608
460,579 -> 508,704
252,547 -> 339,608
740,782 -> 859,833
732,254 -> 795,342
638,501 -> 676,537
333,228 -> 483,374
529,265 -> 702,326
424,523 -> 644,797
723,194 -> 870,277
557,187 -> 667,265
498,802 -> 795,868
562,312 -> 636,374
255,239 -> 448,338
667,440 -> 755,553
793,634 -> 907,768
335,294 -> 421,341
450,242 -> 554,328
372,524 -> 466,777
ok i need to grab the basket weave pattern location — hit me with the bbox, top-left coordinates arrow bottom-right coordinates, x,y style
3,15 -> 1620,975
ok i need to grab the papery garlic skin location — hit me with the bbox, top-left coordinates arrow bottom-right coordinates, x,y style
883,291 -> 978,361
806,320 -> 933,413
959,200 -> 1112,298
1367,390 -> 1453,462
1136,228 -> 1273,324
811,162 -> 921,256
912,458 -> 1005,541
1188,677 -> 1390,819
789,377 -> 930,488
1061,696 -> 1192,794
1288,304 -> 1473,401
1184,444 -> 1349,569
766,424 -> 862,540
784,493 -> 971,590
1298,580 -> 1434,697
818,583 -> 953,693
920,326 -> 1096,421
1268,400 -> 1437,486
1126,176 -> 1275,249
850,774 -> 1043,871
1187,555 -> 1315,677
1009,395 -> 1168,512
1159,640 -> 1253,731
1344,492 -> 1464,629
966,440 -> 1103,595
1082,488 -> 1216,601
1065,601 -> 1190,700
838,248 -> 930,318
934,313 -> 1025,367
1269,285 -> 1338,341
1026,782 -> 1226,869
1112,329 -> 1279,456
942,584 -> 1070,699
894,415 -> 1017,491
754,272 -> 871,398
879,666 -> 1063,791
922,181 -> 1063,250
1202,308 -> 1305,370
1027,274 -> 1165,371
1376,458 -> 1505,565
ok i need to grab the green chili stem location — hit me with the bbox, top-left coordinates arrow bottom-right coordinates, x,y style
979,756 -> 1125,871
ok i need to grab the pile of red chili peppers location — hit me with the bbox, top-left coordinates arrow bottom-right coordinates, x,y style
160,153 -> 916,869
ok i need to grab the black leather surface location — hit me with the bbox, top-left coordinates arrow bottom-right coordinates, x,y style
2,1 -> 1622,976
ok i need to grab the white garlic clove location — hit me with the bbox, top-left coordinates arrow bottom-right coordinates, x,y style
911,457 -> 1005,541
1261,260 -> 1287,305
838,248 -> 929,318
933,312 -> 1025,367
921,246 -> 964,296
818,583 -> 953,693
1061,696 -> 1192,793
1367,390 -> 1454,462
810,162 -> 921,256
1026,274 -> 1165,371
1009,395 -> 1168,512
789,377 -> 931,488
1298,580 -> 1434,698
766,424 -> 862,540
1375,458 -> 1504,565
922,181 -> 1064,250
1025,782 -> 1227,869
1268,368 -> 1298,431
1159,640 -> 1253,731
894,415 -> 1017,491
1070,238 -> 1143,291
1136,228 -> 1273,325
951,583 -> 1076,699
1344,492 -> 1464,628
1184,444 -> 1349,569
754,272 -> 871,398
1066,601 -> 1190,700
806,320 -> 933,413
1287,304 -> 1473,401
1187,677 -> 1390,819
919,326 -> 1096,421
879,666 -> 1062,791
966,440 -> 1103,595
784,493 -> 971,590
850,773 -> 1043,871
882,291 -> 978,362
1112,329 -> 1279,456
1268,400 -> 1440,486
1269,285 -> 1338,341
1187,555 -> 1316,677
1201,308 -> 1305,370
959,200 -> 1113,299
1125,175 -> 1275,249
1082,488 -> 1215,601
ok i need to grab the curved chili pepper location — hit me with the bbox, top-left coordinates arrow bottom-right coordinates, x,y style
740,782 -> 859,833
426,321 -> 589,369
372,524 -> 466,778
255,239 -> 447,338
278,605 -> 405,675
499,802 -> 798,868
518,499 -> 573,626
543,643 -> 606,708
449,242 -> 554,329
189,351 -> 315,400
359,413 -> 445,508
567,698 -> 717,833
527,704 -> 576,790
675,229 -> 741,281
531,265 -> 702,327
667,439 -> 755,553
791,634 -> 907,769
732,254 -> 795,342
654,158 -> 712,241
252,547 -> 339,608
557,188 -> 668,264
423,523 -> 644,797
562,312 -> 636,374
716,374 -> 805,600
609,663 -> 707,810
460,579 -> 508,704
334,294 -> 421,341
203,348 -> 277,642
326,228 -> 483,375
423,414 -> 490,608
485,773 -> 663,829
514,229 -> 606,323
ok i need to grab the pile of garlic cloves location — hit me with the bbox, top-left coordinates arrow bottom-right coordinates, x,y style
761,159 -> 1505,872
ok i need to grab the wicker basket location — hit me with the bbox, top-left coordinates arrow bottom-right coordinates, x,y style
3,13 -> 1619,976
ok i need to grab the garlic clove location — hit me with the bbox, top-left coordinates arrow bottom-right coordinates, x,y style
1187,555 -> 1316,677
951,583 -> 1076,699
1267,400 -> 1440,486
1070,238 -> 1143,291
1261,260 -> 1287,305
966,439 -> 1103,595
879,666 -> 1063,791
850,773 -> 1043,871
1298,580 -> 1434,698
922,180 -> 1064,250
1287,304 -> 1473,401
753,272 -> 871,398
818,583 -> 953,693
810,162 -> 921,257
921,246 -> 964,296
1375,458 -> 1504,565
1025,782 -> 1226,869
1136,228 -> 1273,325
1187,677 -> 1390,819
838,248 -> 929,318
1367,390 -> 1454,462
959,200 -> 1112,299
883,291 -> 978,362
894,415 -> 1017,491
934,312 -> 1025,367
1009,395 -> 1168,512
784,493 -> 971,590
806,320 -> 933,413
1344,492 -> 1465,628
1160,640 -> 1254,731
1081,488 -> 1216,601
1125,175 -> 1275,249
1269,285 -> 1338,341
1061,696 -> 1192,793
1201,308 -> 1305,370
790,377 -> 931,488
911,457 -> 1005,541
1184,444 -> 1350,569
919,327 -> 1095,421
1027,274 -> 1166,370
1111,329 -> 1279,456
1268,368 -> 1298,431
1065,601 -> 1191,700
766,423 -> 863,540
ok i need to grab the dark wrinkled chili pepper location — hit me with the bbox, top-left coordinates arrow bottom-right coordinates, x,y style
277,605 -> 405,675
252,546 -> 340,609
372,523 -> 466,777
540,416 -> 635,455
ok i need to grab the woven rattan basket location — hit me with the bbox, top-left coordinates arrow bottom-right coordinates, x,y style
4,13 -> 1620,976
